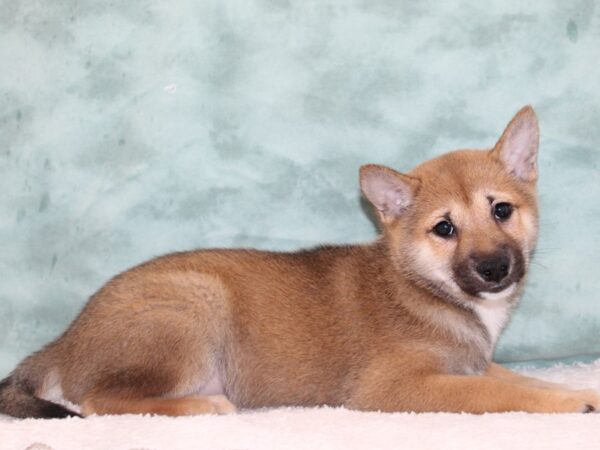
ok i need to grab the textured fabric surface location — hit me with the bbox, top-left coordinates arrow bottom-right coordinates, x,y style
1,1 -> 600,377
3,360 -> 600,450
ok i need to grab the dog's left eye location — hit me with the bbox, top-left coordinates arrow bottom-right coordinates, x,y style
493,202 -> 513,221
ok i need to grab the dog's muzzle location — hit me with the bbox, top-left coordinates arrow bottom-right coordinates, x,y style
453,247 -> 525,298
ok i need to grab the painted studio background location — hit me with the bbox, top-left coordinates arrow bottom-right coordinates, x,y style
1,0 -> 599,376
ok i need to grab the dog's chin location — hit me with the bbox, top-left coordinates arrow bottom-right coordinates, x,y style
441,279 -> 519,304
421,275 -> 519,306
477,283 -> 517,301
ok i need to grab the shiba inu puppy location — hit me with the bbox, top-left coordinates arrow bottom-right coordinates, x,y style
1,106 -> 598,419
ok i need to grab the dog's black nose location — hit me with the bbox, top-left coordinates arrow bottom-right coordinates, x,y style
475,254 -> 510,283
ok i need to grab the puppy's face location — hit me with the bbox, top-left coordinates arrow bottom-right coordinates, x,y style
361,106 -> 539,304
398,150 -> 538,302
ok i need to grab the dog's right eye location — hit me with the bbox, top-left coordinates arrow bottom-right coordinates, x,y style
433,220 -> 454,238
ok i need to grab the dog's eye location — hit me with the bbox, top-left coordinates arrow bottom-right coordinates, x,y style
493,202 -> 513,221
433,220 -> 454,238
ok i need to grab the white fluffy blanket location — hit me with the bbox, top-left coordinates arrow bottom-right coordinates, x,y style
2,360 -> 600,450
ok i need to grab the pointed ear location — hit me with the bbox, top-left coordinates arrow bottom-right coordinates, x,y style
360,164 -> 419,222
492,105 -> 540,182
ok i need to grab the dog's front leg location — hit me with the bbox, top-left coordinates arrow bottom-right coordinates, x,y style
485,362 -> 568,390
347,371 -> 599,414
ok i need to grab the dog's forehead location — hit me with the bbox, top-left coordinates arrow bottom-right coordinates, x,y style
410,150 -> 516,206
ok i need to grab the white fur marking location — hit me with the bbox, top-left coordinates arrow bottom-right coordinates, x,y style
479,284 -> 516,302
410,242 -> 463,296
474,284 -> 516,347
38,369 -> 64,403
38,369 -> 81,413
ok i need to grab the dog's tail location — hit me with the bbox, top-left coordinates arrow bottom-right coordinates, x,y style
0,350 -> 81,419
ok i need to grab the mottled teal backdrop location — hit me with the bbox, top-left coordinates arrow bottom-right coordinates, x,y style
1,0 -> 599,377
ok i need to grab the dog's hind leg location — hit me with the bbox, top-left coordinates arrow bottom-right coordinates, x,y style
80,368 -> 236,416
62,272 -> 236,417
81,391 -> 236,416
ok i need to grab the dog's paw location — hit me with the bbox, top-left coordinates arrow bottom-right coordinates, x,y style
178,395 -> 236,415
555,389 -> 600,413
207,394 -> 238,414
574,389 -> 599,413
